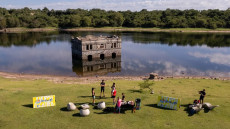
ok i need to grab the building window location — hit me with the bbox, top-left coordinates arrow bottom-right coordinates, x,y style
88,55 -> 92,61
87,66 -> 90,71
114,43 -> 116,48
86,44 -> 93,50
114,63 -> 117,67
86,45 -> 89,50
100,54 -> 105,60
111,63 -> 117,68
112,53 -> 116,58
100,64 -> 106,69
100,44 -> 104,48
87,66 -> 93,71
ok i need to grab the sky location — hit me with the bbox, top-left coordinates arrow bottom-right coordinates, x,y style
1,0 -> 230,11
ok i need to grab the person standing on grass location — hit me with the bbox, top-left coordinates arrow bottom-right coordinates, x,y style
111,82 -> 116,95
122,93 -> 125,101
92,88 -> 95,105
116,97 -> 122,114
199,89 -> 206,104
100,80 -> 105,98
111,87 -> 117,104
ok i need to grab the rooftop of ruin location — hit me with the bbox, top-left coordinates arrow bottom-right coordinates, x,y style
72,35 -> 120,42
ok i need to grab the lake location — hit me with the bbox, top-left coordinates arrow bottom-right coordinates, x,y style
0,31 -> 230,77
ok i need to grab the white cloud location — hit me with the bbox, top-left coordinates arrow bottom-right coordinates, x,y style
189,52 -> 230,66
154,61 -> 187,76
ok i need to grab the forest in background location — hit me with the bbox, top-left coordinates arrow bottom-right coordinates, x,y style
1,7 -> 230,29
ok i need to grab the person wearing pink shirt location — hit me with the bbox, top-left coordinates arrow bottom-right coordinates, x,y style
116,97 -> 122,113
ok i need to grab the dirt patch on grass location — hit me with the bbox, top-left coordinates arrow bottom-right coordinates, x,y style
0,71 -> 229,85
0,72 -> 145,84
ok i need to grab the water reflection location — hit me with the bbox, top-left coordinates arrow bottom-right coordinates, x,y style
72,56 -> 121,77
1,32 -> 230,47
0,32 -> 230,77
123,32 -> 230,47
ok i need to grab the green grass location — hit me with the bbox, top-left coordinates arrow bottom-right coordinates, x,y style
0,77 -> 230,129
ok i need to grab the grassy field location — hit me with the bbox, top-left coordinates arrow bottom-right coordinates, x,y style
0,77 -> 230,129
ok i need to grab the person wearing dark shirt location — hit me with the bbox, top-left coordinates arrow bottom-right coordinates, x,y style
92,88 -> 95,105
122,93 -> 125,101
100,80 -> 105,98
199,89 -> 206,104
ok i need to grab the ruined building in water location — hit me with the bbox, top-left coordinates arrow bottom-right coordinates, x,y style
71,35 -> 121,76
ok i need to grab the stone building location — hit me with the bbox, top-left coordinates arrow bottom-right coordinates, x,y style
71,35 -> 121,61
71,35 -> 122,76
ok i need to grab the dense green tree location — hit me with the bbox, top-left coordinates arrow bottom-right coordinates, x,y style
42,7 -> 49,14
59,15 -> 71,28
108,12 -> 124,27
94,18 -> 109,27
196,19 -> 207,28
81,16 -> 91,27
1,8 -> 230,29
0,16 -> 6,29
122,10 -> 134,27
70,15 -> 81,27
6,16 -> 20,27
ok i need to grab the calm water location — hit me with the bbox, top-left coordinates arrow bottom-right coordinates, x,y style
0,31 -> 230,77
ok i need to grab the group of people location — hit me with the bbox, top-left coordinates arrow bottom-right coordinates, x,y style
91,80 -> 125,113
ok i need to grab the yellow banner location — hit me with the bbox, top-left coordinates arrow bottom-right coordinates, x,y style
157,96 -> 180,110
33,95 -> 56,108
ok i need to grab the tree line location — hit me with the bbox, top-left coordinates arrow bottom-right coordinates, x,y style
1,7 -> 230,29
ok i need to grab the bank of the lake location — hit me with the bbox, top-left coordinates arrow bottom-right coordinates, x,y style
2,27 -> 230,33
0,72 -> 230,129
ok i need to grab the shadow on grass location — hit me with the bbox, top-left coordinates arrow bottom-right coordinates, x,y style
95,106 -> 131,114
95,107 -> 115,114
181,104 -> 196,116
145,104 -> 174,110
78,96 -> 91,98
181,104 -> 190,107
97,96 -> 111,99
22,104 -> 33,108
72,113 -> 81,117
129,89 -> 142,93
60,107 -> 69,112
74,102 -> 89,106
146,103 -> 196,116
204,108 -> 211,113
78,96 -> 110,99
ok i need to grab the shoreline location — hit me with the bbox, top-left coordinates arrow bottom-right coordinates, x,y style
2,27 -> 230,33
0,71 -> 229,84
